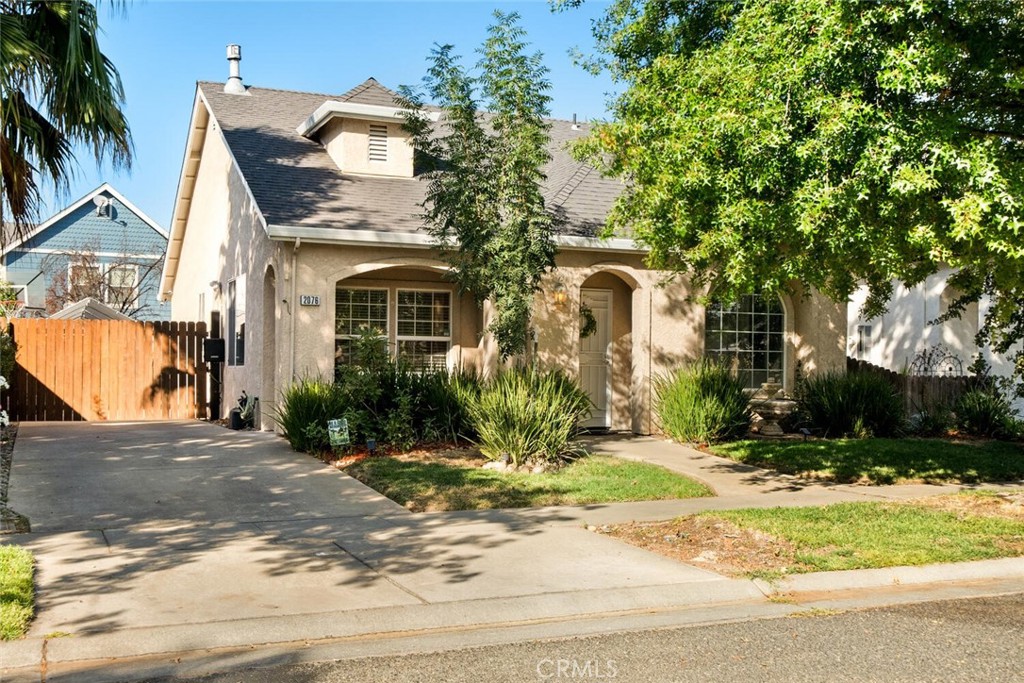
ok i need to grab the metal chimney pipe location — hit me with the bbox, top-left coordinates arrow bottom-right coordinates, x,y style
224,44 -> 245,94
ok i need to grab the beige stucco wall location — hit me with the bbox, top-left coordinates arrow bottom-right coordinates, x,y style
790,284 -> 847,385
169,119 -> 283,424
319,117 -> 414,178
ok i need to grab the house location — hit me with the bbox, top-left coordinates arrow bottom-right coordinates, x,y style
848,270 -> 1023,412
160,47 -> 846,431
1,183 -> 170,321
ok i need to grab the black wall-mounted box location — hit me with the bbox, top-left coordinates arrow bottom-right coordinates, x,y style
203,338 -> 226,363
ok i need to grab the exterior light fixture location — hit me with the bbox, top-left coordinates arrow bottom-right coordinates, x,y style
551,281 -> 568,306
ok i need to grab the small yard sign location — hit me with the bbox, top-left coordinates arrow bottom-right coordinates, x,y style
327,418 -> 349,448
300,295 -> 320,306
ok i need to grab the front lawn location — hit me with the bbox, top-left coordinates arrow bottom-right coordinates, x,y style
711,438 -> 1024,484
605,491 -> 1024,577
0,545 -> 34,640
343,453 -> 712,511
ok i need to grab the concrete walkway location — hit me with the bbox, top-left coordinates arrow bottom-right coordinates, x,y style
2,423 -> 1021,682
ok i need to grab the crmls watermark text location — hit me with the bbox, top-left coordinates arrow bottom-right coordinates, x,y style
536,659 -> 618,679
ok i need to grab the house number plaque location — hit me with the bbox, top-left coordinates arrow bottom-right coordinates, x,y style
299,295 -> 320,306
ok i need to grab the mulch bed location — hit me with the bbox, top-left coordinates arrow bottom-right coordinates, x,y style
0,424 -> 30,533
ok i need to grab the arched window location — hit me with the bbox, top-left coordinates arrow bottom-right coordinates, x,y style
704,294 -> 785,389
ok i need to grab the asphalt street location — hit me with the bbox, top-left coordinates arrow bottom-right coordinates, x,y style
143,592 -> 1024,683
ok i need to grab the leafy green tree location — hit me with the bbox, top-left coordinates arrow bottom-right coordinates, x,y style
569,0 -> 1024,388
401,10 -> 558,359
1,0 -> 132,242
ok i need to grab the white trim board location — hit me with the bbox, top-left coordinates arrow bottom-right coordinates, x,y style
267,223 -> 644,253
297,101 -> 440,138
7,248 -> 164,260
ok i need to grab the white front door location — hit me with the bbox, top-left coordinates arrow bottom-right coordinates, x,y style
579,289 -> 612,429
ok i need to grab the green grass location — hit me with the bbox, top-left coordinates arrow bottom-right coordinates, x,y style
0,545 -> 35,640
345,454 -> 713,511
706,500 -> 1024,573
711,438 -> 1024,484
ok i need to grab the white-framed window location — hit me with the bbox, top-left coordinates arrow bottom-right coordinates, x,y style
334,287 -> 388,365
228,276 -> 246,366
105,264 -> 138,307
368,124 -> 388,163
704,294 -> 785,389
396,289 -> 451,370
68,261 -> 102,300
855,324 -> 873,360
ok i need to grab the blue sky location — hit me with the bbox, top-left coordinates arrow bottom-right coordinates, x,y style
53,1 -> 616,228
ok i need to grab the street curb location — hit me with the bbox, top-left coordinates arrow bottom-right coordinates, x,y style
0,579 -> 763,669
751,556 -> 1024,597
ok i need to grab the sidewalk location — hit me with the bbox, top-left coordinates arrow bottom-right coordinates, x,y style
2,427 -> 1022,683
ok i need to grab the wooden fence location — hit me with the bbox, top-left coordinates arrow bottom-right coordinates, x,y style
1,319 -> 207,421
846,357 -> 976,414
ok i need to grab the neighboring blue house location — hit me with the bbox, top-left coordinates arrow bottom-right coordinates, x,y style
0,183 -> 169,321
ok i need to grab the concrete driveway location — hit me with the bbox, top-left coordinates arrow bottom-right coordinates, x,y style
3,421 -> 741,655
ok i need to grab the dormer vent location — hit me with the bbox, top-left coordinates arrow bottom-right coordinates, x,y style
368,125 -> 388,162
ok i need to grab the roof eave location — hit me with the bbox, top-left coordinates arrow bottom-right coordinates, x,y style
160,85 -> 272,301
296,101 -> 440,138
266,223 -> 643,253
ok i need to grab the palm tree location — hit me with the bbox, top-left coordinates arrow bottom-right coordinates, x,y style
0,1 -> 132,245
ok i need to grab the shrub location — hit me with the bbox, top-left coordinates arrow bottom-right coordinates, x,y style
469,367 -> 591,466
907,404 -> 955,437
954,390 -> 1018,439
415,369 -> 481,443
0,330 -> 15,380
275,377 -> 347,453
798,371 -> 905,438
654,360 -> 750,444
276,329 -> 482,454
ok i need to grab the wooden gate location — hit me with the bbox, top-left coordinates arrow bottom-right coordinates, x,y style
2,319 -> 208,421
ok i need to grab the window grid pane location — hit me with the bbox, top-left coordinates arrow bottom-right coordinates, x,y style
335,288 -> 388,365
397,290 -> 450,368
703,294 -> 784,390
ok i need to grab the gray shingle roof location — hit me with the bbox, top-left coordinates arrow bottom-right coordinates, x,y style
198,79 -> 624,238
50,297 -> 133,321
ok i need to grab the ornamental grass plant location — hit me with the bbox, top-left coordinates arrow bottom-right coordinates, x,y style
654,360 -> 750,444
468,367 -> 591,466
798,371 -> 905,438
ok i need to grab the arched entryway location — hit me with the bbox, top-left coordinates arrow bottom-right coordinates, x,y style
260,265 -> 276,429
579,271 -> 635,430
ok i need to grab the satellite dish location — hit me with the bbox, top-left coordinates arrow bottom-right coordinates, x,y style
93,195 -> 110,216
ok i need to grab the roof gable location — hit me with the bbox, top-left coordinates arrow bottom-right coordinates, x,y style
1,183 -> 167,258
338,77 -> 404,107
